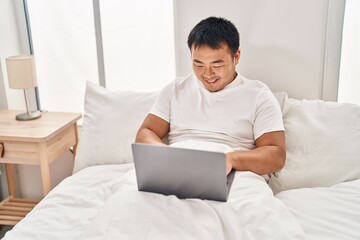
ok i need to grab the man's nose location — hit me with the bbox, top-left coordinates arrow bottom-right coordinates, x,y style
203,66 -> 214,78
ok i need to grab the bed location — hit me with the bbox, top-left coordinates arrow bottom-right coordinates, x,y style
3,82 -> 360,240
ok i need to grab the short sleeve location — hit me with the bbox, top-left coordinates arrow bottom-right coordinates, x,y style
149,81 -> 174,123
253,87 -> 285,140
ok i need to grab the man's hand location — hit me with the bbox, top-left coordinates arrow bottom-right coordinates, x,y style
226,153 -> 233,175
225,131 -> 286,175
135,114 -> 170,145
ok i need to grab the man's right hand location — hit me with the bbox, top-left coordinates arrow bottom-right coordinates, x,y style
135,113 -> 170,145
226,152 -> 233,175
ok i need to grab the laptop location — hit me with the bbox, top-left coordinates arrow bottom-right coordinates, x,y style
132,143 -> 235,202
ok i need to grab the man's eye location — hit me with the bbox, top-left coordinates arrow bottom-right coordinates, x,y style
195,64 -> 203,68
213,65 -> 224,68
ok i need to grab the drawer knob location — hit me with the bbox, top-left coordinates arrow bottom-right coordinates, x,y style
0,142 -> 4,158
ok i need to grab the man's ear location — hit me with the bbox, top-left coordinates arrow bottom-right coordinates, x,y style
234,49 -> 241,64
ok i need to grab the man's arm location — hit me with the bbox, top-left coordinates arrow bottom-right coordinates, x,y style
226,131 -> 286,175
135,113 -> 170,145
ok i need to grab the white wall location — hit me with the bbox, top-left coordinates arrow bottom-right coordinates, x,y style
174,0 -> 344,100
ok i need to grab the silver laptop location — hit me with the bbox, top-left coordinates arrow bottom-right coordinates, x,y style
132,143 -> 235,202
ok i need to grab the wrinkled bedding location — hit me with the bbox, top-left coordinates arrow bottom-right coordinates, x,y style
276,179 -> 360,240
4,164 -> 306,240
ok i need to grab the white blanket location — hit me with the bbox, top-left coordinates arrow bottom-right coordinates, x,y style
4,164 -> 305,240
276,179 -> 360,240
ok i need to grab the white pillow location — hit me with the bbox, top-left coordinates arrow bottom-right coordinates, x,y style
269,98 -> 360,194
73,82 -> 158,173
272,91 -> 290,117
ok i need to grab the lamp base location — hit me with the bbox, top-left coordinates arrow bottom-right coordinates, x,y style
16,111 -> 42,121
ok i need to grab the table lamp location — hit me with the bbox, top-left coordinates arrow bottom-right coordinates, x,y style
5,55 -> 41,121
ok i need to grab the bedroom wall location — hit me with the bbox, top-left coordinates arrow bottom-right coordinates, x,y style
174,0 -> 345,100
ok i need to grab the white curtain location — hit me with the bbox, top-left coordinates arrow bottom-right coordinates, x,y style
338,0 -> 360,104
100,0 -> 175,91
27,0 -> 175,113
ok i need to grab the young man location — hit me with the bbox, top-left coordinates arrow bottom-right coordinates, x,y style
135,17 -> 285,176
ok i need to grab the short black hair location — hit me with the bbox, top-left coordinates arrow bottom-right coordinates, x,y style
187,16 -> 240,56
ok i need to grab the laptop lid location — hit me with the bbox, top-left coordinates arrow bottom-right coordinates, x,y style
132,143 -> 235,202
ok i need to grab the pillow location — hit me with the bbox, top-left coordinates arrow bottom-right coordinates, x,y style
269,98 -> 360,194
272,91 -> 290,117
73,82 -> 158,173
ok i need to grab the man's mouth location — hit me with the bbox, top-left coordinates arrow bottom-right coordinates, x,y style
205,78 -> 219,85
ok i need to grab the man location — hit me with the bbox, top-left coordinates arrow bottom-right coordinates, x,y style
135,16 -> 285,176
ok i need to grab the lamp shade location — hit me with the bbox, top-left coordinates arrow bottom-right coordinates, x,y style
6,55 -> 38,89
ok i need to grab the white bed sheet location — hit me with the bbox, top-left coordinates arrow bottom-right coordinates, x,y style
276,179 -> 360,240
4,164 -> 305,240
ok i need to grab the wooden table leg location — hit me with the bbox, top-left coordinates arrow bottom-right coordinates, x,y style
73,123 -> 79,156
39,143 -> 51,195
4,164 -> 16,197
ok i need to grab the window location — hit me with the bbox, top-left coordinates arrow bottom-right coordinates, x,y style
338,0 -> 360,104
27,0 -> 175,112
27,0 -> 98,112
100,0 -> 175,91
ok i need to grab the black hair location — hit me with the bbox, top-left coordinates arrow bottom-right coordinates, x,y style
187,16 -> 240,56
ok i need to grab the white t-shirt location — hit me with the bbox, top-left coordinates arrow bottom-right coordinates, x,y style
150,73 -> 284,151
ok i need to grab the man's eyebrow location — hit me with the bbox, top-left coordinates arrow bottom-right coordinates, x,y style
212,60 -> 225,64
193,59 -> 225,64
193,59 -> 203,64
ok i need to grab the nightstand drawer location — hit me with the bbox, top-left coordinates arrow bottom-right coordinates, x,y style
0,124 -> 77,165
0,141 -> 39,164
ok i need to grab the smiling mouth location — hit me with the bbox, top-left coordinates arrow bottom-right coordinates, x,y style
205,78 -> 219,85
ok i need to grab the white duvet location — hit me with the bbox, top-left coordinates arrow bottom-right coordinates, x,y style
276,179 -> 360,240
4,164 -> 305,240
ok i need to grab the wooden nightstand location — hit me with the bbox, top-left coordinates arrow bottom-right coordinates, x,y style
0,110 -> 81,225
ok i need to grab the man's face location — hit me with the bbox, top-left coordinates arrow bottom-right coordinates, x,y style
191,43 -> 240,92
